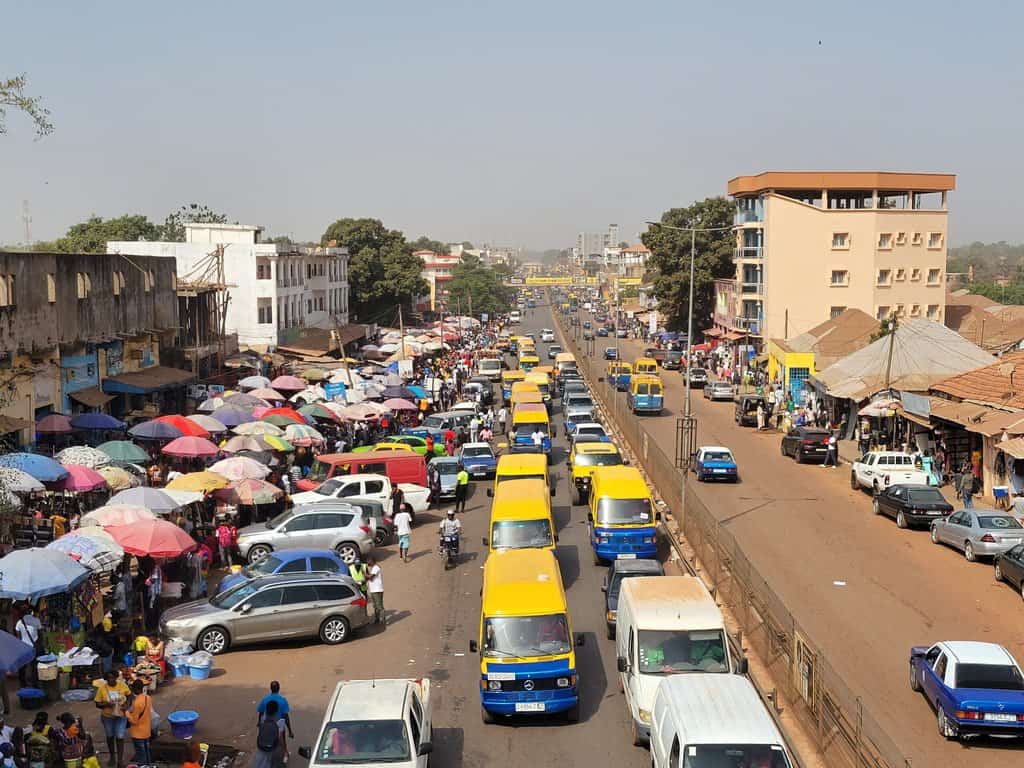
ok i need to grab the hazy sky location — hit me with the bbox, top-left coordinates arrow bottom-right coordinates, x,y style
2,1 -> 1021,250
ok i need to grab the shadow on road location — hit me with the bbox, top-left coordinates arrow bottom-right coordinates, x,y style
432,727 -> 465,767
557,544 -> 580,589
576,631 -> 607,723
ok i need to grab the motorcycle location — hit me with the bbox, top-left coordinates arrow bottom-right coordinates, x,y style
440,533 -> 460,570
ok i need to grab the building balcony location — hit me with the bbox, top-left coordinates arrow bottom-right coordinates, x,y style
734,246 -> 763,261
733,316 -> 761,333
740,282 -> 764,295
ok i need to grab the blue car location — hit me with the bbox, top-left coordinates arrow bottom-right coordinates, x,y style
693,446 -> 738,482
217,549 -> 347,593
459,442 -> 497,479
910,641 -> 1024,739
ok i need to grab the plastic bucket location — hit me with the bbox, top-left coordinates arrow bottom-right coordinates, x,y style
168,710 -> 199,740
17,688 -> 45,710
188,664 -> 211,681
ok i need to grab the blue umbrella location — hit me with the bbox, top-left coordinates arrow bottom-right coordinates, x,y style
381,386 -> 417,400
128,421 -> 183,441
70,413 -> 126,431
407,385 -> 427,399
0,548 -> 91,601
211,405 -> 255,427
0,453 -> 69,483
0,630 -> 34,674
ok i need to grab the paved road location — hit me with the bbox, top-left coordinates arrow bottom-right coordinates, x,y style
558,301 -> 1024,766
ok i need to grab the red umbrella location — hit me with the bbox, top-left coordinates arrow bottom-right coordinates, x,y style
270,375 -> 306,391
36,414 -> 74,434
162,436 -> 220,458
106,519 -> 197,558
155,415 -> 210,438
261,407 -> 305,425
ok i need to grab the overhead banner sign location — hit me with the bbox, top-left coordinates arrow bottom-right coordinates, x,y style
617,277 -> 642,286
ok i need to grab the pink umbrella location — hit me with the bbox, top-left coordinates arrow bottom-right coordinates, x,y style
36,414 -> 74,434
252,406 -> 270,418
81,505 -> 157,528
248,388 -> 285,401
382,398 -> 418,411
271,375 -> 306,391
162,436 -> 220,458
58,465 -> 108,492
106,519 -> 197,558
208,456 -> 271,481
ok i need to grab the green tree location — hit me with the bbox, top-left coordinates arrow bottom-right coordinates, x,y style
409,236 -> 449,254
56,215 -> 162,253
447,254 -> 512,317
1,74 -> 52,137
641,197 -> 734,332
321,218 -> 427,320
160,203 -> 228,242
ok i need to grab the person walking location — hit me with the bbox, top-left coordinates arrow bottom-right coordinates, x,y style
498,406 -> 508,434
94,670 -> 130,768
125,679 -> 152,767
394,505 -> 413,563
365,557 -> 385,627
822,432 -> 839,468
390,484 -> 405,518
256,681 -> 295,739
756,403 -> 765,431
469,415 -> 480,443
959,463 -> 975,508
253,699 -> 287,768
454,466 -> 470,515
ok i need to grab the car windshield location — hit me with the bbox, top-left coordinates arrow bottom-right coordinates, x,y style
682,744 -> 791,768
609,570 -> 657,597
979,516 -> 1023,529
955,663 -> 1024,690
704,451 -> 734,463
596,497 -> 652,525
514,425 -> 548,439
462,447 -> 493,458
422,415 -> 446,429
434,462 -> 459,476
497,473 -> 544,485
242,555 -> 286,578
907,488 -> 946,504
210,580 -> 261,609
307,460 -> 330,482
575,452 -> 622,467
567,396 -> 594,408
315,479 -> 344,496
491,520 -> 553,549
483,615 -> 570,657
637,629 -> 729,673
315,719 -> 410,764
691,369 -> 707,376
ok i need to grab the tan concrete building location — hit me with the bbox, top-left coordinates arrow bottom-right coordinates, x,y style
715,171 -> 956,347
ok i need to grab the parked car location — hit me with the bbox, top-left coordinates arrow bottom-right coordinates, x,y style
703,381 -> 734,402
930,509 -> 1024,561
603,347 -> 618,360
597,327 -> 609,337
693,446 -> 738,482
160,572 -> 369,654
872,484 -> 953,528
780,426 -> 830,463
663,351 -> 683,371
218,548 -> 348,593
909,641 -> 1024,740
734,394 -> 768,427
384,435 -> 447,458
583,320 -> 592,329
850,451 -> 931,494
459,442 -> 497,480
235,501 -> 375,565
994,544 -> 1024,598
687,368 -> 708,388
601,558 -> 664,638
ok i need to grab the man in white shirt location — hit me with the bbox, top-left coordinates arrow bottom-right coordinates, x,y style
531,428 -> 545,448
393,507 -> 413,563
15,608 -> 40,686
365,557 -> 385,627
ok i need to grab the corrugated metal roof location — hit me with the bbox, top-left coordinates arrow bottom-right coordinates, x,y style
996,437 -> 1024,460
931,350 -> 1024,409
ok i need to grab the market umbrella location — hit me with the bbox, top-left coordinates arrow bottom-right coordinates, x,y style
0,488 -> 22,510
81,504 -> 156,528
209,456 -> 271,481
262,407 -> 306,424
46,533 -> 122,573
261,413 -> 298,428
270,375 -> 306,391
378,343 -> 399,354
259,435 -> 294,453
35,414 -> 73,434
72,526 -> 125,551
0,467 -> 44,493
128,420 -> 183,441
215,478 -> 283,506
96,440 -> 150,464
161,436 -> 220,459
0,453 -> 68,483
222,435 -> 264,454
858,398 -> 901,418
320,402 -> 350,420
297,403 -> 340,423
382,398 -> 418,411
236,449 -> 273,465
186,414 -> 228,434
247,388 -> 285,402
165,471 -> 229,492
232,421 -> 283,437
155,415 -> 210,438
225,393 -> 270,409
106,519 -> 197,558
197,397 -> 227,413
300,368 -> 328,381
55,446 -> 112,470
56,465 -> 108,492
238,375 -> 272,391
108,487 -> 181,515
0,548 -> 91,600
69,413 -> 126,431
97,465 -> 137,491
284,423 -> 324,446
360,344 -> 379,352
211,405 -> 255,427
0,630 -> 35,674
162,489 -> 204,508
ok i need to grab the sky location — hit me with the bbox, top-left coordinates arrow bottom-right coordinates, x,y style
2,1 -> 1022,250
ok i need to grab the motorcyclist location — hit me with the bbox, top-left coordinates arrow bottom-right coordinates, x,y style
439,509 -> 462,539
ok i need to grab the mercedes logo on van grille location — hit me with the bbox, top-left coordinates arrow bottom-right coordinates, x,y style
523,679 -> 534,691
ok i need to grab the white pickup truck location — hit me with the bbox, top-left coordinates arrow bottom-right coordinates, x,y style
291,473 -> 430,522
850,451 -> 931,494
301,678 -> 432,768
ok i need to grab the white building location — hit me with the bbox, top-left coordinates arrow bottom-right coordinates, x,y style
108,223 -> 349,350
575,224 -> 620,264
415,250 -> 462,312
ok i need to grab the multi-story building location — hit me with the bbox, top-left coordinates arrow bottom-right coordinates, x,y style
416,250 -> 462,312
0,250 -> 181,445
109,223 -> 350,350
602,243 -> 650,275
712,171 -> 956,348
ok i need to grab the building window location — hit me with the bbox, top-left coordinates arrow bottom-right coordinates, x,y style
928,232 -> 944,249
831,232 -> 849,249
307,299 -> 313,313
5,275 -> 14,307
830,306 -> 846,319
46,274 -> 56,303
0,277 -> 7,307
896,232 -> 907,245
878,233 -> 893,249
910,268 -> 922,281
877,305 -> 891,320
143,271 -> 151,293
830,270 -> 849,286
171,273 -> 177,291
911,232 -> 922,246
927,304 -> 940,319
256,263 -> 271,280
910,304 -> 921,317
927,268 -> 941,284
895,268 -> 906,281
148,269 -> 155,290
895,304 -> 905,317
877,269 -> 892,286
76,272 -> 91,299
257,302 -> 273,325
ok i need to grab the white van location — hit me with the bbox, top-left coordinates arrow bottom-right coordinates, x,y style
509,310 -> 521,324
651,674 -> 793,767
615,576 -> 744,746
478,358 -> 502,381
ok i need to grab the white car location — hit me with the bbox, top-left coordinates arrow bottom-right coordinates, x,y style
570,422 -> 610,445
850,451 -> 931,494
291,473 -> 430,520
540,329 -> 555,342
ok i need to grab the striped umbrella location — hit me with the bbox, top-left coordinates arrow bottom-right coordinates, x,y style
259,435 -> 294,453
284,424 -> 324,446
47,532 -> 123,573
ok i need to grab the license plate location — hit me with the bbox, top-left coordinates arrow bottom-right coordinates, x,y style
713,469 -> 725,474
515,702 -> 545,713
928,510 -> 941,515
984,712 -> 1016,722
487,671 -> 515,681
617,553 -> 637,559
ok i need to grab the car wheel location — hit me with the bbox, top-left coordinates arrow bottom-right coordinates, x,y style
319,616 -> 351,645
964,541 -> 976,562
872,481 -> 880,496
780,442 -> 787,457
937,706 -> 958,740
995,561 -> 1004,582
197,626 -> 229,655
246,544 -> 272,565
607,624 -> 615,640
571,485 -> 581,506
481,706 -> 494,725
335,543 -> 359,564
872,499 -> 881,515
566,703 -> 580,723
930,526 -> 940,544
896,511 -> 908,529
909,663 -> 921,692
631,717 -> 645,747
850,472 -> 858,490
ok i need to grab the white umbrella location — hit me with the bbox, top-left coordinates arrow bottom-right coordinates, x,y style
0,467 -> 44,494
55,446 -> 111,470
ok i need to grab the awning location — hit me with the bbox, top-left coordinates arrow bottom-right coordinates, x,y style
103,366 -> 194,395
69,387 -> 116,408
723,331 -> 745,341
703,328 -> 723,338
997,437 -> 1024,460
0,416 -> 33,434
927,398 -> 990,429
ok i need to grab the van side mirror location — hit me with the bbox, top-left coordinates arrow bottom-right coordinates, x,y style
239,603 -> 252,614
417,743 -> 433,756
622,458 -> 629,466
616,656 -> 629,673
587,513 -> 594,523
550,425 -> 557,437
298,747 -> 311,760
738,657 -> 749,675
575,633 -> 585,647
550,486 -> 556,497
469,640 -> 478,653
482,537 -> 488,546
655,512 -> 662,522
486,488 -> 493,498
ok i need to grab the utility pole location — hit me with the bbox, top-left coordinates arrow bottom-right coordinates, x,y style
883,314 -> 898,391
398,304 -> 406,361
